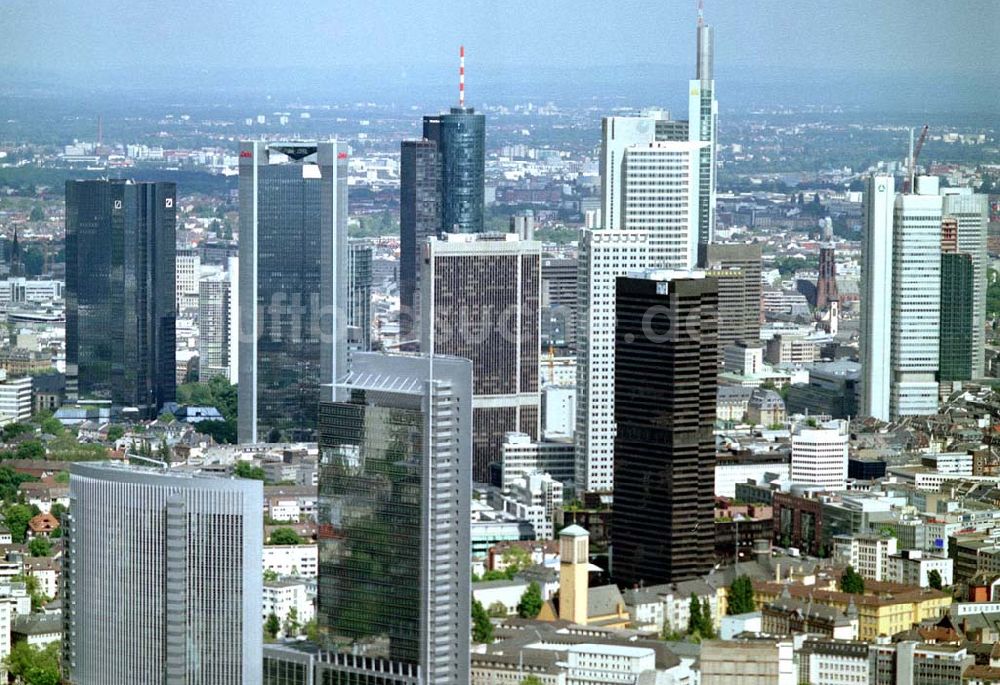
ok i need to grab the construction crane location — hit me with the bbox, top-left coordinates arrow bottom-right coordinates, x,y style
904,124 -> 929,193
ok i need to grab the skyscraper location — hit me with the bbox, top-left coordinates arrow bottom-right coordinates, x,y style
237,141 -> 348,443
399,139 -> 441,347
316,352 -> 472,684
575,230 -> 651,494
939,218 -> 974,384
421,233 -> 540,482
198,257 -> 238,384
63,462 -> 262,684
790,420 -> 850,490
690,10 -> 718,250
942,191 -> 988,378
703,242 -> 762,349
65,179 -> 176,417
541,257 -> 578,353
423,106 -> 485,234
861,175 -> 942,422
347,239 -> 373,352
611,272 -> 718,586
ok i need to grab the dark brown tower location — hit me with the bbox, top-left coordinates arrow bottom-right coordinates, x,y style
611,275 -> 718,586
816,245 -> 839,310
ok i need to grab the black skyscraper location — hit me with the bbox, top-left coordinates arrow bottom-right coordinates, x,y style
612,275 -> 718,587
399,139 -> 441,345
65,179 -> 176,417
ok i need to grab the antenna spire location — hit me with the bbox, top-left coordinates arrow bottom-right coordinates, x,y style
697,0 -> 704,26
459,45 -> 465,107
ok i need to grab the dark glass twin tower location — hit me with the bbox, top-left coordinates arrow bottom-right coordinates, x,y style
399,107 -> 485,342
65,180 -> 176,417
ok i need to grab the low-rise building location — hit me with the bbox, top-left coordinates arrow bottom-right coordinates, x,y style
796,638 -> 870,685
262,544 -> 318,579
833,532 -> 898,582
700,638 -> 795,685
889,550 -> 953,589
11,612 -> 61,648
262,579 -> 314,635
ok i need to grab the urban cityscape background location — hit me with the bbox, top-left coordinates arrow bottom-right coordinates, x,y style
0,1 -> 997,684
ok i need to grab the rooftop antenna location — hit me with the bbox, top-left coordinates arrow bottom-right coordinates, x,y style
98,114 -> 103,149
697,0 -> 704,26
459,45 -> 465,108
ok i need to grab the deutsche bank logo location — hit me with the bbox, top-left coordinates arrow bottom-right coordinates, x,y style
165,198 -> 174,208
113,200 -> 122,210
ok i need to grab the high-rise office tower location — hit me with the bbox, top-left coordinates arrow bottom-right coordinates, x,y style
690,9 -> 718,251
575,230 -> 651,493
198,257 -> 238,384
541,257 -> 578,352
423,106 -> 485,234
237,141 -> 348,443
63,462 -> 262,684
399,139 -> 441,347
611,272 -> 718,586
816,244 -> 839,310
939,218 -> 974,384
316,352 -> 472,685
421,233 -> 540,482
942,191 -> 988,378
861,175 -> 942,422
703,242 -> 762,350
790,420 -> 850,490
65,179 -> 176,417
347,239 -> 373,352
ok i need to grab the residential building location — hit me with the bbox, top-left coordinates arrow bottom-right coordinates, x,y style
421,233 -> 540,481
237,141 -> 348,443
262,579 -> 315,633
316,352 -> 472,684
612,273 -> 717,586
263,544 -> 318,579
761,597 -> 859,640
575,230 -> 651,493
791,420 -> 850,490
63,462 -> 262,684
65,179 -> 176,418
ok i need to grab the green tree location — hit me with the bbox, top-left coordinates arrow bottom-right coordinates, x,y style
4,640 -> 60,685
928,569 -> 943,591
839,565 -> 865,594
700,597 -> 715,638
49,503 -> 66,520
106,425 -> 125,442
471,599 -> 494,644
687,594 -> 703,636
159,412 -> 176,423
728,575 -> 756,615
264,613 -> 280,641
15,440 -> 45,460
38,417 -> 63,437
269,527 -> 302,545
263,569 -> 279,582
28,537 -> 51,557
3,503 -> 38,543
517,581 -> 543,619
521,677 -> 544,685
2,422 -> 32,443
234,461 -> 265,480
487,601 -> 508,618
28,206 -> 44,222
0,466 -> 37,501
197,418 -> 237,444
303,618 -> 320,643
283,606 -> 300,637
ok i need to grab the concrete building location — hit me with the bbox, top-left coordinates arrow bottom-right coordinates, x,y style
262,579 -> 314,635
541,383 -> 575,438
0,372 -> 33,424
715,452 -> 790,498
724,341 -> 765,375
503,472 -> 564,540
833,532 -> 898,582
316,352 -> 472,685
421,233 -> 540,482
347,239 -> 373,352
175,247 -> 200,313
63,462 -> 262,684
499,432 -> 575,492
791,420 -> 849,490
197,259 -> 238,384
541,257 -> 578,353
700,639 -> 795,685
797,638 -> 870,685
889,550 -> 953,589
238,141 -> 348,443
575,230 -> 651,493
868,641 -> 974,685
704,243 -> 763,349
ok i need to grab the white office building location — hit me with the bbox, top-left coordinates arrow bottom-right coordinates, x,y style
501,432 -> 575,493
0,372 -> 33,424
176,248 -> 200,313
791,420 -> 849,490
198,257 -> 238,384
541,383 -> 576,437
861,175 -> 942,421
889,550 -> 953,588
833,533 -> 897,581
575,230 -> 650,492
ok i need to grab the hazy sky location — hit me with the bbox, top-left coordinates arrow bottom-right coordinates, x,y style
2,0 -> 995,73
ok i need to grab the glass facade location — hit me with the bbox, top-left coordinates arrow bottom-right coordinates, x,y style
238,141 -> 348,443
65,179 -> 176,417
399,139 -> 441,345
423,107 -> 485,235
317,400 -> 424,663
347,240 -> 373,352
939,252 -> 974,381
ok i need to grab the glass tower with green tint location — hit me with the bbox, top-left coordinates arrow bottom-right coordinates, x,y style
316,352 -> 472,685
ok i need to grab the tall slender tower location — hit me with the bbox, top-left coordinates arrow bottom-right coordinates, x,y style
689,2 -> 718,253
317,352 -> 472,684
65,179 -> 176,417
237,141 -> 348,443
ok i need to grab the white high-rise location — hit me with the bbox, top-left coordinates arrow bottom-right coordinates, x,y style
861,175 -> 942,421
790,419 -> 849,490
942,190 -> 988,378
575,230 -> 650,492
689,18 -> 718,248
198,257 -> 238,384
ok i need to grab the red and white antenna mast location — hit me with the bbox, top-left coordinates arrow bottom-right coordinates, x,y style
697,0 -> 704,26
459,45 -> 466,107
